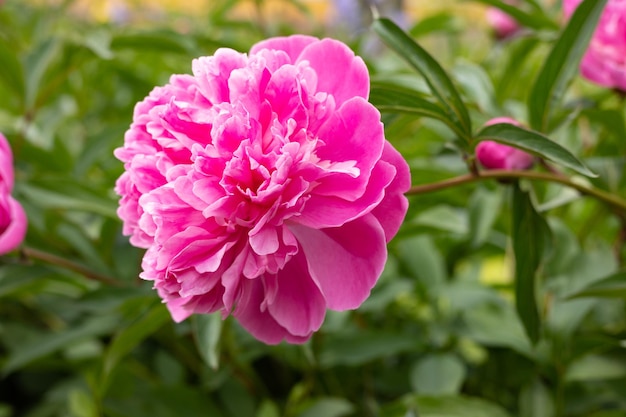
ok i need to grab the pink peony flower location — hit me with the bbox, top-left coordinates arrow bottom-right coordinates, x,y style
486,4 -> 521,39
114,36 -> 410,344
563,0 -> 626,92
0,133 -> 27,254
476,117 -> 535,170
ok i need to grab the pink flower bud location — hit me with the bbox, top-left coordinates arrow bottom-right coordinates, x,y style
476,117 -> 535,170
0,133 -> 27,254
563,0 -> 626,92
486,7 -> 520,39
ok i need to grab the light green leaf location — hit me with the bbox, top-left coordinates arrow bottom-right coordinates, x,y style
566,354 -> 626,382
528,0 -> 608,131
24,37 -> 61,109
468,187 -> 502,247
410,354 -> 466,395
193,313 -> 223,370
372,18 -> 472,143
475,123 -> 596,177
565,271 -> 626,299
296,398 -> 354,417
383,395 -> 512,417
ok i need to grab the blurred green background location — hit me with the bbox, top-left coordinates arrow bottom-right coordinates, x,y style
1,1 -> 626,416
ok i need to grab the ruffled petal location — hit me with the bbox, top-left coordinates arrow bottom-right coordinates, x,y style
288,214 -> 387,310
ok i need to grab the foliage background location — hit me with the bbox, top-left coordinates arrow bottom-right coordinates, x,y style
1,0 -> 625,416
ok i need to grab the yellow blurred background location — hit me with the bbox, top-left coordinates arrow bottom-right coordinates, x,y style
43,0 -> 485,28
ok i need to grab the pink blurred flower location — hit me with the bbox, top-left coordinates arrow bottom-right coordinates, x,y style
115,36 -> 410,344
563,0 -> 626,92
486,5 -> 521,39
476,117 -> 535,170
0,134 -> 27,254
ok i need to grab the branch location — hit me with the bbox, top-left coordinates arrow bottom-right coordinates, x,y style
406,170 -> 626,213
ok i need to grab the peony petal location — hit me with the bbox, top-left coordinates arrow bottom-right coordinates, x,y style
266,251 -> 326,336
250,35 -> 319,64
297,156 -> 396,228
313,97 -> 384,201
234,277 -> 311,344
297,38 -> 369,104
288,214 -> 387,310
370,142 -> 411,242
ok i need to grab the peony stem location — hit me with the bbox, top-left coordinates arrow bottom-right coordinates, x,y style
20,246 -> 124,287
406,170 -> 626,213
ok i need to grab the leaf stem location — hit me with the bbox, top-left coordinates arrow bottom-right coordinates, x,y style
20,246 -> 124,286
406,170 -> 626,213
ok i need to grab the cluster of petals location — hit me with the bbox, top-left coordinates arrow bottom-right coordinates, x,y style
114,36 -> 410,344
475,117 -> 535,171
0,133 -> 27,255
564,0 -> 626,92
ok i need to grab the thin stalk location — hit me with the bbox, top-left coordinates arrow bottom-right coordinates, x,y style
406,170 -> 626,214
20,246 -> 124,287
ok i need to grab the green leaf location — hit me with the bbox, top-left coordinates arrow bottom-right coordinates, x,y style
24,37 -> 61,110
296,398 -> 354,417
410,354 -> 466,395
527,0 -> 608,131
0,39 -> 25,101
468,187 -> 502,247
565,271 -> 626,299
2,315 -> 119,376
566,354 -> 626,381
519,379 -> 554,417
100,303 -> 170,394
475,123 -> 596,177
372,18 -> 472,142
369,83 -> 467,139
382,395 -> 512,417
192,313 -> 223,370
318,331 -> 417,368
511,184 -> 551,344
409,12 -> 460,38
468,0 -> 558,31
17,183 -> 119,218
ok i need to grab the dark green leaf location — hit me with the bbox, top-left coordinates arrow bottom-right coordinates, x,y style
527,0 -> 608,131
100,302 -> 170,394
2,316 -> 119,376
372,18 -> 472,143
511,184 -> 551,344
0,39 -> 25,100
475,123 -> 596,177
369,83 -> 468,140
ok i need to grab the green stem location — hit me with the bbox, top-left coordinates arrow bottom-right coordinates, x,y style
20,246 -> 124,287
406,170 -> 626,214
